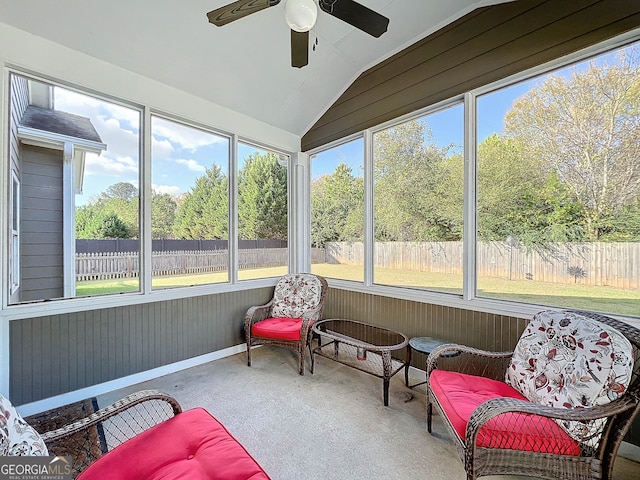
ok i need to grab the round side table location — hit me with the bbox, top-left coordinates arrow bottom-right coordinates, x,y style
404,336 -> 457,388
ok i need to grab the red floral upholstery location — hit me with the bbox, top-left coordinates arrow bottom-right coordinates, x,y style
430,370 -> 581,455
78,408 -> 270,480
245,274 -> 328,375
505,310 -> 633,446
251,317 -> 313,341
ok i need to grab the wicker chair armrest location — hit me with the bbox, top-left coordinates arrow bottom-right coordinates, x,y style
465,395 -> 638,447
40,390 -> 182,443
244,301 -> 274,329
299,309 -> 323,338
427,344 -> 513,376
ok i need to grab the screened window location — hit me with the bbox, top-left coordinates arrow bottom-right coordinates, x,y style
8,73 -> 141,304
372,104 -> 464,294
151,115 -> 230,289
476,42 -> 640,316
236,142 -> 289,281
310,138 -> 365,282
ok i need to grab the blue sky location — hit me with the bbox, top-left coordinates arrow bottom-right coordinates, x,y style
309,44 -> 634,178
53,41 -> 629,204
55,90 -> 273,206
52,76 -> 548,204
310,78 -> 540,180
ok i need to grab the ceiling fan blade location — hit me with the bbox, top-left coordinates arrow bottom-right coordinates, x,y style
319,0 -> 389,38
291,30 -> 309,68
207,0 -> 281,27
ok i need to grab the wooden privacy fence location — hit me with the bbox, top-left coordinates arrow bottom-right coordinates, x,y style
323,241 -> 640,289
76,248 -> 289,281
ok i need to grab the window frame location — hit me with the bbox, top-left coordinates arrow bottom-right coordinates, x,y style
305,31 -> 640,325
9,170 -> 19,295
149,112 -> 233,290
236,139 -> 291,283
2,72 -> 294,318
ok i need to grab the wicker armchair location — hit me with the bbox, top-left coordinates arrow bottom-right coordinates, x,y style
426,310 -> 640,480
245,273 -> 328,375
41,390 -> 181,477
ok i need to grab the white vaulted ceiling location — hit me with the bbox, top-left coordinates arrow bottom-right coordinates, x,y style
0,1 -> 513,137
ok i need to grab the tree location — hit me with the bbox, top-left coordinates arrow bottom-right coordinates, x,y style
95,212 -> 130,238
75,207 -> 131,238
373,120 -> 460,241
102,182 -> 138,201
476,134 -> 585,245
311,163 -> 364,247
151,192 -> 178,239
173,164 -> 228,239
238,152 -> 288,239
504,48 -> 640,240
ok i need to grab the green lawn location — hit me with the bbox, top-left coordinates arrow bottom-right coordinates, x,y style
76,263 -> 640,316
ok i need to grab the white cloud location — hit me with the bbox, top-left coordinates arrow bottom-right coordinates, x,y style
85,153 -> 139,178
54,87 -> 140,164
152,116 -> 226,151
152,184 -> 182,196
152,137 -> 174,160
175,158 -> 206,172
55,88 -> 140,129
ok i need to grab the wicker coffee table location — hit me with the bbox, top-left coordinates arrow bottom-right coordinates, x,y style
311,318 -> 408,406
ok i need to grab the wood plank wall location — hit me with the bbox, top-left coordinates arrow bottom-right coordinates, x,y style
9,285 -> 639,444
9,287 -> 274,405
322,287 -> 640,446
302,0 -> 640,151
323,287 -> 528,361
9,286 -> 523,404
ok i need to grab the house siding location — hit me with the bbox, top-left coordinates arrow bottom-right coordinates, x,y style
8,75 -> 29,304
302,0 -> 640,151
19,145 -> 64,302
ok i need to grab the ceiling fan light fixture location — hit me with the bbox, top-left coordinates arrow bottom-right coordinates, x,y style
284,0 -> 318,32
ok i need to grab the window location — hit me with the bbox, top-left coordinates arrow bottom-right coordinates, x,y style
151,115 -> 230,289
5,71 -> 292,307
10,171 -> 19,294
8,73 -> 141,304
237,142 -> 289,281
310,138 -> 364,282
475,41 -> 640,317
372,104 -> 464,294
304,36 -> 639,320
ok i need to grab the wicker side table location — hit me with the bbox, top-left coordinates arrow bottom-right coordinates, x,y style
404,336 -> 458,388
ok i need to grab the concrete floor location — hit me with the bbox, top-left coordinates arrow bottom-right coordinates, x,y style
98,347 -> 640,480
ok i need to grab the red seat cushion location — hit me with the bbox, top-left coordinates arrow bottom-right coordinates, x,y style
430,370 -> 581,455
251,317 -> 309,341
78,408 -> 270,480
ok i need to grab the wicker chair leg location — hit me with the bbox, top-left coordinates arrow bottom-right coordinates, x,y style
247,341 -> 252,367
298,346 -> 305,376
427,402 -> 433,433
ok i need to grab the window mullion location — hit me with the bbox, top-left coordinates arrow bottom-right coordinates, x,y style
364,129 -> 374,287
463,92 -> 477,301
141,106 -> 152,294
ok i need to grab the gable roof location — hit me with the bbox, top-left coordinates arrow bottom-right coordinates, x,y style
20,105 -> 103,144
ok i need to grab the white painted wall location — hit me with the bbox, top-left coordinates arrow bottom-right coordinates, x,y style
0,22 -> 301,152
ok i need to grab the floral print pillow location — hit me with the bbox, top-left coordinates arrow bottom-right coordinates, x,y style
0,394 -> 49,456
271,274 -> 323,319
505,310 -> 633,447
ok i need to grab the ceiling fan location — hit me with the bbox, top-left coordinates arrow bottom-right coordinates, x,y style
207,0 -> 390,68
